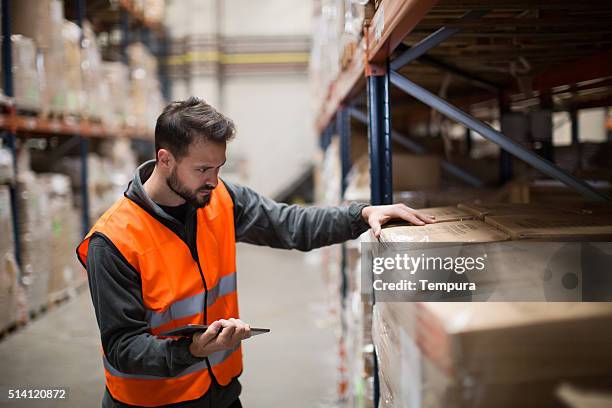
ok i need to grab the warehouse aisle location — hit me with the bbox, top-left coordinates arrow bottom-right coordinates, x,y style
0,244 -> 340,407
237,244 -> 340,407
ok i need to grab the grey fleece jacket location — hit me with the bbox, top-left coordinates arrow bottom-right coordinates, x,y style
84,160 -> 370,408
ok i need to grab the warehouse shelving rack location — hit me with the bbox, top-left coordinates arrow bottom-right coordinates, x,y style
1,0 -> 169,282
317,1 -> 612,406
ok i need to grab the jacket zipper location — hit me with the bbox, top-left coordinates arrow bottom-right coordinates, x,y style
184,213 -> 222,388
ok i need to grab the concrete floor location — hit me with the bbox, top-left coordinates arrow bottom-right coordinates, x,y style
0,244 -> 341,407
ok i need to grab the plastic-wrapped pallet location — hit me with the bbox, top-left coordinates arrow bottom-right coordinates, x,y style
62,20 -> 84,116
10,0 -> 64,50
4,35 -> 42,111
0,185 -> 19,332
0,145 -> 14,184
127,42 -> 164,132
373,302 -> 612,408
81,21 -> 104,122
101,62 -> 130,129
17,171 -> 52,316
144,0 -> 165,25
17,0 -> 69,116
40,174 -> 84,303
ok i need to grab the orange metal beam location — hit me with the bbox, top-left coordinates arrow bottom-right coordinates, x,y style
367,0 -> 439,64
0,113 -> 153,140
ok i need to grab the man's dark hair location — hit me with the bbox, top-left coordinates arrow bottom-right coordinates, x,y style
155,97 -> 236,160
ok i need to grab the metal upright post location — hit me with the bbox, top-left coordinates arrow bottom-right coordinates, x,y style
159,31 -> 171,101
338,108 -> 351,197
120,8 -> 130,65
337,108 -> 351,318
1,0 -> 22,270
367,67 -> 393,206
366,61 -> 393,408
75,0 -> 90,236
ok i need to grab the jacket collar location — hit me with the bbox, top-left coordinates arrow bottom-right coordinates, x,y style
124,160 -> 196,227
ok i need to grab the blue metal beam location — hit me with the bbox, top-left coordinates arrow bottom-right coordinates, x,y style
120,8 -> 130,65
2,0 -> 13,98
367,73 -> 393,205
75,0 -> 91,235
390,10 -> 487,71
390,70 -> 610,202
337,108 -> 351,199
349,107 -> 484,188
2,0 -> 22,270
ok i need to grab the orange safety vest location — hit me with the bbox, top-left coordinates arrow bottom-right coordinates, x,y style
77,180 -> 242,407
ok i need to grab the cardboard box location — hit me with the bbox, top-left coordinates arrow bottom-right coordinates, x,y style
457,202 -> 572,219
416,206 -> 475,223
423,188 -> 506,208
561,202 -> 612,216
379,220 -> 510,244
11,0 -> 64,50
374,302 -> 612,408
62,20 -> 84,116
9,35 -> 42,112
17,173 -> 52,314
41,174 -> 84,301
484,214 -> 612,240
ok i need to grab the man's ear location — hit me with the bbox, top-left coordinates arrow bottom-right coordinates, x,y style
157,149 -> 174,169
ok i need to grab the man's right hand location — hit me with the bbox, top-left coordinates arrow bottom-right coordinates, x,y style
188,318 -> 251,358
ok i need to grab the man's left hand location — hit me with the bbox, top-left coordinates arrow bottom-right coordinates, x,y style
362,204 -> 436,238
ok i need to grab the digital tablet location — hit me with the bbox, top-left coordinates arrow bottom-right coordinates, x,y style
159,324 -> 270,338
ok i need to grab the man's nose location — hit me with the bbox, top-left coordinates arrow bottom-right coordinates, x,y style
202,176 -> 218,189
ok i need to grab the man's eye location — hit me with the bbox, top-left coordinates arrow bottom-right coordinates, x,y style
197,168 -> 207,173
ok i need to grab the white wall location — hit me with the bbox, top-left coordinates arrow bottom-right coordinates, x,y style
222,75 -> 315,197
165,0 -> 218,37
221,0 -> 312,36
165,0 -> 316,198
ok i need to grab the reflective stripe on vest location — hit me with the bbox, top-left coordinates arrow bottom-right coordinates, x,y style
103,343 -> 240,379
145,271 -> 237,329
77,180 -> 242,407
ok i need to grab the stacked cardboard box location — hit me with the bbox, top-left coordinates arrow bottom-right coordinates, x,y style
101,62 -> 130,129
17,172 -> 52,316
81,22 -> 105,122
374,302 -> 612,408
344,233 -> 375,407
41,174 -> 84,302
62,20 -> 85,116
372,202 -> 612,406
0,147 -> 14,184
379,219 -> 510,244
309,0 -> 371,105
127,43 -> 164,132
12,0 -> 67,116
6,35 -> 42,111
0,186 -> 19,332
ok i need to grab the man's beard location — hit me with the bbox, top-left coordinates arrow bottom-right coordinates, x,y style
166,168 -> 213,209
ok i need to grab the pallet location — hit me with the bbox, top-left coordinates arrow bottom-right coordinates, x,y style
0,320 -> 24,342
15,107 -> 41,117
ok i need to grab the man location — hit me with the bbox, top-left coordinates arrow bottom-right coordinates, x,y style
77,97 -> 435,408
